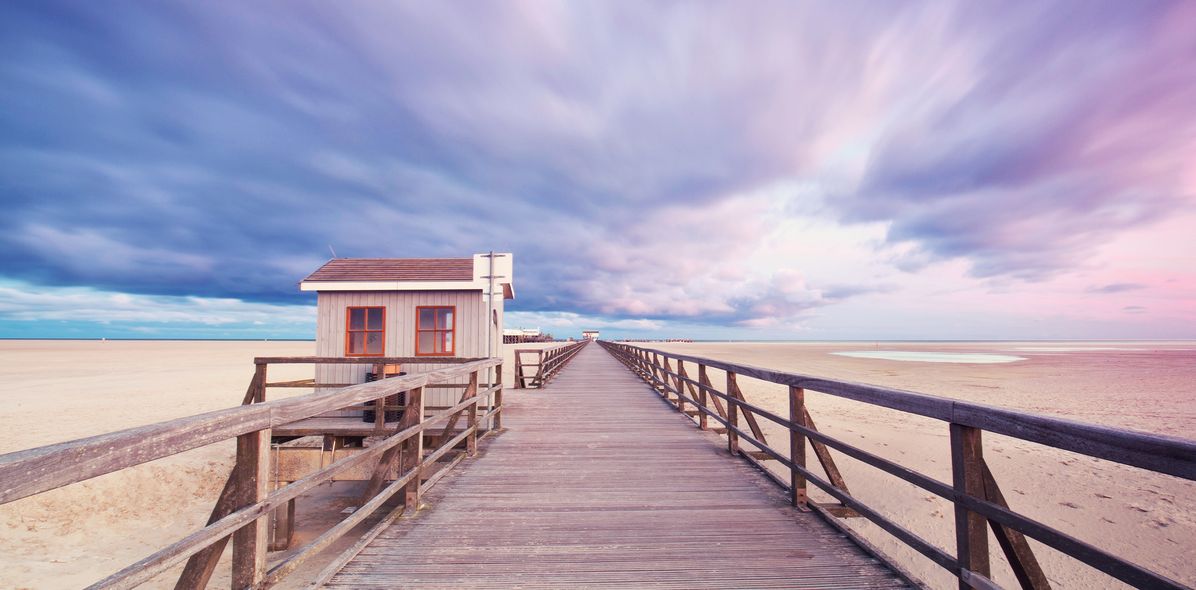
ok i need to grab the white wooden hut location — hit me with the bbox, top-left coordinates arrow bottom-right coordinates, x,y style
299,253 -> 513,409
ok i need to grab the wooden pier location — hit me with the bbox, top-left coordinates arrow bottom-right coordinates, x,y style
326,342 -> 907,588
1,341 -> 1194,589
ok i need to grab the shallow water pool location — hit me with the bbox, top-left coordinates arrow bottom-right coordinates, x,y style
831,350 -> 1026,364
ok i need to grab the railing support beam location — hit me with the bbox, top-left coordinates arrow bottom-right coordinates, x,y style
726,372 -> 740,456
402,387 -> 425,508
231,427 -> 271,588
789,386 -> 808,509
951,423 -> 990,589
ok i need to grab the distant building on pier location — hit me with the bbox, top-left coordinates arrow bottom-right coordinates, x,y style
503,327 -> 546,344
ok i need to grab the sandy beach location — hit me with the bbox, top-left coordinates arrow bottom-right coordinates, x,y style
650,341 -> 1196,589
0,339 -> 552,589
1,339 -> 1193,589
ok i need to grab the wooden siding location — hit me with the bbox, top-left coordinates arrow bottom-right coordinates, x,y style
315,290 -> 504,409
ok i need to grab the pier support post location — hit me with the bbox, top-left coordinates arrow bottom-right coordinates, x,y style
401,387 -> 425,508
241,363 -> 267,405
467,371 -> 479,456
269,496 -> 297,552
697,364 -> 709,430
494,363 -> 504,430
232,427 -> 271,588
950,423 -> 990,588
514,350 -> 527,389
789,386 -> 808,508
663,358 -> 678,407
726,372 -> 740,455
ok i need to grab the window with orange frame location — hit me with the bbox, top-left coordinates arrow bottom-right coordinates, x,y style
416,306 -> 455,356
346,306 -> 385,356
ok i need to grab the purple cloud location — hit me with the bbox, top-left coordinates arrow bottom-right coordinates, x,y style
1087,283 -> 1147,294
835,2 -> 1196,279
1,1 -> 1193,330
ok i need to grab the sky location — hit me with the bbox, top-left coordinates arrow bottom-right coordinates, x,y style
1,1 -> 1195,340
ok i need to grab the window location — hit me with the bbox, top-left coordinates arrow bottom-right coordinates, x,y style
346,307 -> 385,356
416,306 -> 455,356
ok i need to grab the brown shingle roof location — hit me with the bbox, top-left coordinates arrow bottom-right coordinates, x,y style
303,258 -> 474,282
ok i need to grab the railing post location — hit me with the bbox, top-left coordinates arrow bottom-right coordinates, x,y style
466,371 -> 479,456
726,372 -> 739,455
676,360 -> 689,417
401,387 -> 425,508
373,363 -> 386,429
697,364 -> 709,430
789,386 -> 807,508
951,423 -> 990,587
255,364 -> 267,403
494,362 -> 504,430
241,363 -> 267,405
662,357 -> 676,406
231,427 -> 271,588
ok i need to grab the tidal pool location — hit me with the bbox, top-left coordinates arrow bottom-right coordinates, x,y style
831,350 -> 1026,364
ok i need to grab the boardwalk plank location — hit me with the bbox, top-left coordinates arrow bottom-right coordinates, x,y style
325,345 -> 908,589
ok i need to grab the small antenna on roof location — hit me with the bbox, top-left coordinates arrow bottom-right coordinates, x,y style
328,244 -> 338,259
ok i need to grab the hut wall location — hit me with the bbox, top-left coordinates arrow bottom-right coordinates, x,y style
314,289 -> 505,410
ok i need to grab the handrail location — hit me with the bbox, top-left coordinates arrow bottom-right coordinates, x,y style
538,339 -> 588,385
616,346 -> 1195,478
514,339 -> 588,388
598,341 -> 1195,590
253,356 -> 487,365
0,358 -> 499,504
0,356 -> 504,589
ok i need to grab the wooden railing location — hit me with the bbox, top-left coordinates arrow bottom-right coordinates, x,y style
514,339 -> 589,388
0,356 -> 503,589
598,341 -> 1196,590
245,355 -> 496,423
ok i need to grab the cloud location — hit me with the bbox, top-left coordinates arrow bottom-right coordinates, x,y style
0,280 -> 314,327
831,2 -> 1196,280
505,310 -> 665,334
1087,283 -> 1146,294
1,1 -> 1193,334
1123,305 -> 1147,314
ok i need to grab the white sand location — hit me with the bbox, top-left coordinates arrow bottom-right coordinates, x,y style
650,341 -> 1196,589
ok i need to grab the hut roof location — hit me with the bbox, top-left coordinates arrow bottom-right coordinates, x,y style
299,253 -> 514,299
303,258 -> 473,282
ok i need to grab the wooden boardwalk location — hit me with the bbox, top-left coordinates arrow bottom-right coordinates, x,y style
327,344 -> 908,589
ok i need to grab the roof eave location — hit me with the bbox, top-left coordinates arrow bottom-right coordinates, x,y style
300,280 -> 483,292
